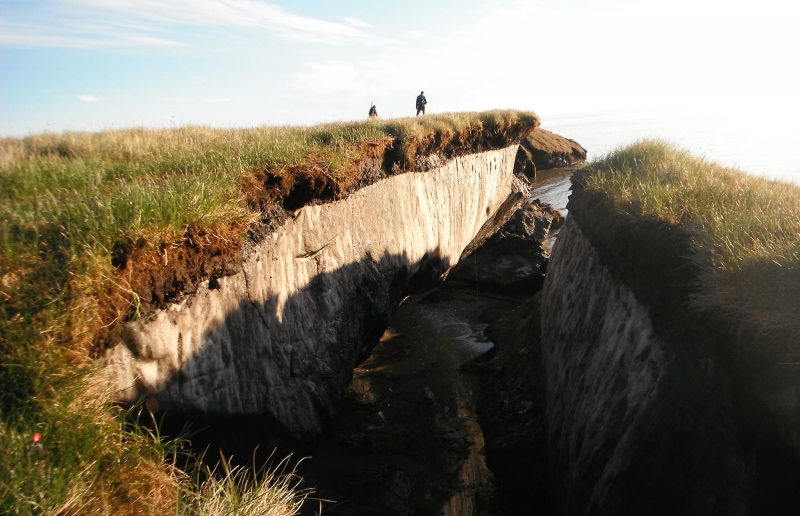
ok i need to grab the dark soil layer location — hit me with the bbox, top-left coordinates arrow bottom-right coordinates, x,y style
515,128 -> 587,177
118,226 -> 243,308
463,293 -> 548,515
296,282 -> 514,516
93,225 -> 247,353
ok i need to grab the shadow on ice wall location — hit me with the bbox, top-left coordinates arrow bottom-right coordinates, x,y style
131,247 -> 453,443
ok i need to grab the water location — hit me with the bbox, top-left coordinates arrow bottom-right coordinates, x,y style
530,166 -> 576,216
542,109 -> 800,184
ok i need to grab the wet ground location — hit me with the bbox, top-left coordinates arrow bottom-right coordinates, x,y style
529,165 -> 576,216
529,166 -> 575,257
299,279 -> 530,516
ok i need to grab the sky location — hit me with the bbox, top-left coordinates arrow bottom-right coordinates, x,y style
2,0 -> 799,153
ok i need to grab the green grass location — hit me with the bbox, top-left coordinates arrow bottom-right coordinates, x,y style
583,139 -> 800,343
0,110 -> 537,246
1,372 -> 184,514
0,110 -> 537,514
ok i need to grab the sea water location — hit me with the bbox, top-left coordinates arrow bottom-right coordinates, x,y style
542,108 -> 800,184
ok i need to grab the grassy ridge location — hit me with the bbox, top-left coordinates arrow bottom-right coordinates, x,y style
583,140 -> 800,348
0,110 -> 537,514
1,110 -> 537,247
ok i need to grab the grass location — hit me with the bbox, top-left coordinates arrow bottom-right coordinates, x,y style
0,110 -> 537,514
178,454 -> 311,516
0,110 -> 537,262
0,372 -> 183,515
583,139 -> 800,348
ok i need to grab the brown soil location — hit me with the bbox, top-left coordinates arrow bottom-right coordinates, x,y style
92,223 -> 246,354
123,226 -> 244,308
243,140 -> 390,220
515,128 -> 587,177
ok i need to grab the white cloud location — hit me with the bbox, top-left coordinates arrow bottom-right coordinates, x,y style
342,17 -> 371,28
297,61 -> 366,94
0,17 -> 188,48
72,0 -> 370,43
76,94 -> 100,102
408,30 -> 423,37
349,0 -> 800,119
120,35 -> 189,47
2,0 -> 373,47
167,96 -> 233,104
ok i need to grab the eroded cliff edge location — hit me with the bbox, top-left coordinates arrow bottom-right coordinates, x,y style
106,147 -> 519,439
540,175 -> 800,515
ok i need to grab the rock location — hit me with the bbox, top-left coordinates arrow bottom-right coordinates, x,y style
448,200 -> 557,290
502,201 -> 563,241
510,170 -> 533,197
449,237 -> 546,289
514,145 -> 537,177
419,386 -> 437,407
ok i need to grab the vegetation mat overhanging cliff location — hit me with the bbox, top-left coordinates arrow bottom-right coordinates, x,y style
581,139 -> 800,358
0,110 -> 538,515
515,128 -> 586,176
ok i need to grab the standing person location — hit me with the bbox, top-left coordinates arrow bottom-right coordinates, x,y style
368,104 -> 378,118
416,91 -> 427,116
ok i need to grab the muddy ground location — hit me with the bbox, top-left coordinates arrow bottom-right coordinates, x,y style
164,271 -> 548,515
297,277 -> 542,516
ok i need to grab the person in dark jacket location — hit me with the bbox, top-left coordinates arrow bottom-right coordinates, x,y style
416,91 -> 427,116
368,104 -> 378,118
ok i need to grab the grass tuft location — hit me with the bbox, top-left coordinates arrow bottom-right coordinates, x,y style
0,370 -> 184,515
583,139 -> 800,348
178,453 -> 312,516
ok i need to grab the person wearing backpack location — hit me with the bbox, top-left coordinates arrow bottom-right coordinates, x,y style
416,91 -> 427,116
368,104 -> 378,118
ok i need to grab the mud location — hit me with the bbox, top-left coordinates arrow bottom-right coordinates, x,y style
298,277 -> 539,516
465,294 -> 548,515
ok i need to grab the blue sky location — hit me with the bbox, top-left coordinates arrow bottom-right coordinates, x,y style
1,0 -> 799,137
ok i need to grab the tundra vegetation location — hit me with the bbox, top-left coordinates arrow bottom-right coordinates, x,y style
584,140 -> 800,352
0,110 -> 538,514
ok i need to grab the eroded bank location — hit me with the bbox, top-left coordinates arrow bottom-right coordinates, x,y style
107,147 -> 521,439
540,174 -> 800,515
